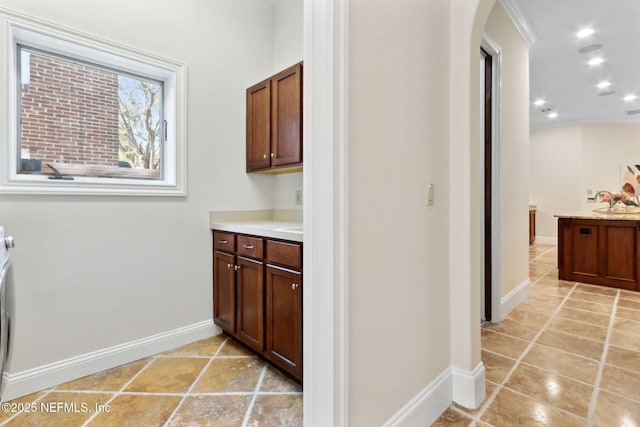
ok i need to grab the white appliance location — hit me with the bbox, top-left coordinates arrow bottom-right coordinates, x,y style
0,227 -> 13,398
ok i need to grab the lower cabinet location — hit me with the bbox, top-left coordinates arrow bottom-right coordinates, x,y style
212,230 -> 303,382
558,217 -> 639,290
265,265 -> 302,380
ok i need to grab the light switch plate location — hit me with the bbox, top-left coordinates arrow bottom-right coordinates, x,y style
295,190 -> 303,205
427,184 -> 434,206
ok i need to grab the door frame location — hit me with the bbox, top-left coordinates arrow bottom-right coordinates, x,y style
480,35 -> 502,322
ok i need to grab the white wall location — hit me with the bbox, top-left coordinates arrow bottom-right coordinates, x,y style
0,0 -> 278,380
347,0 -> 452,424
530,123 -> 640,241
484,3 -> 530,301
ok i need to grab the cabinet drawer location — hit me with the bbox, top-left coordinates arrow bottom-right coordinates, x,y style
265,240 -> 301,269
213,231 -> 236,252
237,235 -> 264,258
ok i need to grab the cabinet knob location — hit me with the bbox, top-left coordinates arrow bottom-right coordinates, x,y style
227,263 -> 232,269
271,152 -> 276,158
291,283 -> 299,290
263,154 -> 268,159
234,265 -> 241,271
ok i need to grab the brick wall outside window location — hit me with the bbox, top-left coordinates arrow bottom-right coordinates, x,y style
20,52 -> 120,167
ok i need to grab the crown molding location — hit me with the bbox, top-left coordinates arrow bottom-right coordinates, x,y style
499,0 -> 536,47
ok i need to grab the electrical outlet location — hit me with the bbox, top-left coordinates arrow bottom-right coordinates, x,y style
295,190 -> 303,205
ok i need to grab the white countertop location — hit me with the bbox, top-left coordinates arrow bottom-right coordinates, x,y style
209,210 -> 303,242
210,220 -> 303,242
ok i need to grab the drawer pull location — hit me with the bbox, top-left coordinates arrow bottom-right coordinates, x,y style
218,239 -> 228,244
579,228 -> 592,235
243,244 -> 255,249
291,283 -> 299,290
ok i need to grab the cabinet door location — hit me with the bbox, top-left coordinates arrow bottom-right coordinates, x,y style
271,63 -> 302,167
265,265 -> 302,380
600,221 -> 638,290
236,256 -> 265,352
246,80 -> 271,171
213,251 -> 236,333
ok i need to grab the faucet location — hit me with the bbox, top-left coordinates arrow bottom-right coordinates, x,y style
595,190 -> 614,212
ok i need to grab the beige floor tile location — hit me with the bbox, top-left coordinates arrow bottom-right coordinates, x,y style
0,392 -> 47,423
483,318 -> 541,341
563,298 -> 613,315
606,345 -> 640,373
504,364 -> 593,418
568,290 -> 616,305
432,408 -> 472,426
555,306 -> 611,328
6,392 -> 112,427
617,306 -> 640,322
620,290 -> 640,302
527,293 -> 566,307
166,395 -> 252,427
56,358 -> 150,392
124,357 -> 208,393
575,283 -> 618,297
246,395 -> 303,427
260,366 -> 303,393
536,276 -> 574,289
481,350 -> 517,384
192,357 -> 264,393
515,300 -> 558,315
507,308 -> 550,327
481,329 -> 530,359
522,344 -> 600,384
536,329 -> 604,360
609,329 -> 640,352
600,364 -> 640,397
217,339 -> 254,357
530,285 -> 571,297
87,394 -> 181,427
618,298 -> 640,311
613,317 -> 640,336
547,317 -> 608,342
594,389 -> 640,427
481,387 -> 585,427
162,335 -> 227,357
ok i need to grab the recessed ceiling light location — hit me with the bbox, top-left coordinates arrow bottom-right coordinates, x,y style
533,99 -> 546,106
588,57 -> 604,66
624,94 -> 637,102
577,28 -> 595,38
597,81 -> 611,89
548,112 -> 558,119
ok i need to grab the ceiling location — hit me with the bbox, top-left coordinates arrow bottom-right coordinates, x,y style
508,0 -> 640,129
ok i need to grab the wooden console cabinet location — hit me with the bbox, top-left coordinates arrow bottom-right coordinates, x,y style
558,217 -> 640,290
213,230 -> 303,381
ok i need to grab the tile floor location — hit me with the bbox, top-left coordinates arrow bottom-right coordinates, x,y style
434,244 -> 640,426
0,335 -> 302,426
5,244 -> 640,426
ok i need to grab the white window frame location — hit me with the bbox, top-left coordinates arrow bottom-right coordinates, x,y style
0,10 -> 187,196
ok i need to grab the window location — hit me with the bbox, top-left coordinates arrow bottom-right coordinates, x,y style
0,12 -> 187,195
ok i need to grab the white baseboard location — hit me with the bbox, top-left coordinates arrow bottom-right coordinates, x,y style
451,362 -> 486,409
2,320 -> 219,401
498,278 -> 531,321
533,236 -> 557,245
383,363 -> 486,426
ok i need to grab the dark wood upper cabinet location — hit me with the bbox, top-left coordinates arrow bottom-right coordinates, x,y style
246,62 -> 302,173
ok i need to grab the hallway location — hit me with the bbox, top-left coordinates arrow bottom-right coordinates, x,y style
435,244 -> 640,426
